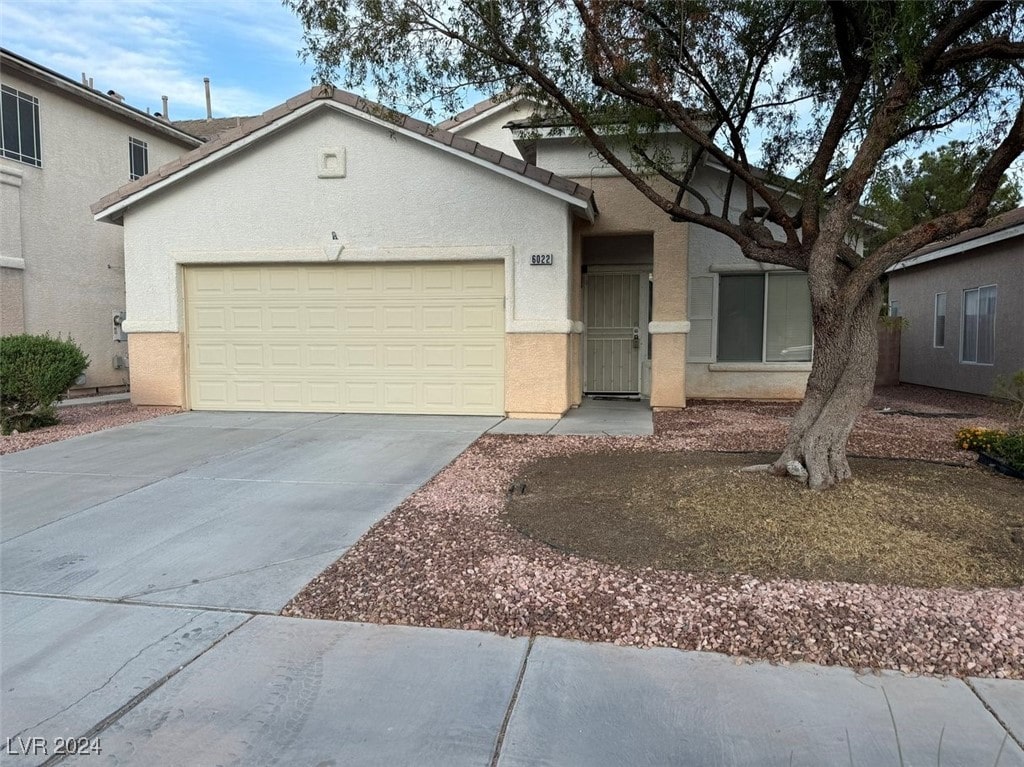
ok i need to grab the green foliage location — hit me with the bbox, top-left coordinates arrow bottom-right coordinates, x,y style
878,314 -> 908,330
956,426 -> 1024,472
993,369 -> 1024,420
867,141 -> 1022,250
955,426 -> 1006,453
0,334 -> 89,435
991,431 -> 1024,473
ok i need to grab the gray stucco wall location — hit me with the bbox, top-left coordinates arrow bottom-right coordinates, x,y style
0,68 -> 194,390
887,240 -> 1023,395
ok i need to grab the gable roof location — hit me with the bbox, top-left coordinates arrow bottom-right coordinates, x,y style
0,48 -> 202,149
888,206 -> 1024,273
436,92 -> 532,132
92,86 -> 596,224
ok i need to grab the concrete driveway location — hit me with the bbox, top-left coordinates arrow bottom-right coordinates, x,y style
1,411 -> 498,612
2,411 -> 1022,766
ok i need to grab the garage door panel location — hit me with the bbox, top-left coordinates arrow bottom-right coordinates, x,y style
185,263 -> 504,414
228,269 -> 263,293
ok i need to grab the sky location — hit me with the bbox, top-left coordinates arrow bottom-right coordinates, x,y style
0,0 -> 318,120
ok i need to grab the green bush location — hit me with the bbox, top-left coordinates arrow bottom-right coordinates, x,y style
990,431 -> 1024,473
993,369 -> 1024,420
0,334 -> 89,434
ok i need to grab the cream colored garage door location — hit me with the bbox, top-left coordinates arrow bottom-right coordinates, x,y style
184,262 -> 505,414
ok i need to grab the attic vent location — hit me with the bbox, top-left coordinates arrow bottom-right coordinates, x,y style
317,147 -> 346,178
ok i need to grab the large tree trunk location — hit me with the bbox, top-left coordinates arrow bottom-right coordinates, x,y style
772,282 -> 883,490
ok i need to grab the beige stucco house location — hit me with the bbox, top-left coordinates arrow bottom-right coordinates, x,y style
1,49 -> 201,393
92,87 -> 815,417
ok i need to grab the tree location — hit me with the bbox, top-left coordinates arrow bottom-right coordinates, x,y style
287,0 -> 1024,489
868,140 -> 1022,248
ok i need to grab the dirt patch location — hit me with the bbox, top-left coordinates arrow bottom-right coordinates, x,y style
0,402 -> 178,455
505,451 -> 1024,588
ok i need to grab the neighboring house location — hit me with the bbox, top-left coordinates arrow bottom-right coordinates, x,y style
0,49 -> 202,393
887,207 -> 1024,396
91,87 -> 824,418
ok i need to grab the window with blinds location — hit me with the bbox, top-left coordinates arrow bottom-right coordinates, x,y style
962,285 -> 996,364
714,272 -> 812,363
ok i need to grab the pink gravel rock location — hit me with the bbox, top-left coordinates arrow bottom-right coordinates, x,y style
286,387 -> 1024,680
0,402 -> 178,455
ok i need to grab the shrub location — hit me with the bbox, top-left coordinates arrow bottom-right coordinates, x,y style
955,426 -> 1007,453
0,334 -> 89,435
992,370 -> 1024,420
990,431 -> 1024,473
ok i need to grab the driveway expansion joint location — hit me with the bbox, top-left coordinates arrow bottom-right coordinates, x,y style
966,677 -> 1024,751
36,615 -> 257,767
489,635 -> 534,767
0,590 -> 274,616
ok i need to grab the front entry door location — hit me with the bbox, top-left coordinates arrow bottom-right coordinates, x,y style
583,269 -> 650,395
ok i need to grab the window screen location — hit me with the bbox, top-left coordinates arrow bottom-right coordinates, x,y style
717,274 -> 765,362
766,273 -> 812,361
129,137 -> 148,180
1,85 -> 41,167
933,293 -> 946,348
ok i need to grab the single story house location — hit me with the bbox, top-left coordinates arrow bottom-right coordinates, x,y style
887,206 -> 1024,396
92,87 -> 821,417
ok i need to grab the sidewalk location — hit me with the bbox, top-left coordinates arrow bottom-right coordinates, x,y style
3,598 -> 1020,766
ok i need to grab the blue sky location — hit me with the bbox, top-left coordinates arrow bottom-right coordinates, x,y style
0,0 -> 317,120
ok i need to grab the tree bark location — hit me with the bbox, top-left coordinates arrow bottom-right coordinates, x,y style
772,282 -> 883,490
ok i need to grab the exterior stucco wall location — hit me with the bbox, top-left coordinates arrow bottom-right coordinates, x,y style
0,68 -> 193,389
448,99 -> 539,158
0,267 -> 26,335
570,176 -> 689,408
888,242 -> 1023,395
505,333 -> 572,417
118,108 -> 578,415
127,332 -> 185,406
685,166 -> 810,400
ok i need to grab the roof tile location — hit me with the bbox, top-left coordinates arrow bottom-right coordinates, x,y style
473,143 -> 503,165
523,165 -> 553,185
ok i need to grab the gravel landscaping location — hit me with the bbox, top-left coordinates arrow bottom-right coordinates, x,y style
0,401 -> 178,455
286,385 -> 1024,679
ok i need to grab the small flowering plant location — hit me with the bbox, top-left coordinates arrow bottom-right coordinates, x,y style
955,426 -> 1007,453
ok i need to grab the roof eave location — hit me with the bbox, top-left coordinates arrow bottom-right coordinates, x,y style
887,222 -> 1024,273
94,98 -> 596,224
1,48 -> 203,148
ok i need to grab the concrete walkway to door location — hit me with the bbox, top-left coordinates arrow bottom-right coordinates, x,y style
488,396 -> 654,436
1,410 -> 1021,766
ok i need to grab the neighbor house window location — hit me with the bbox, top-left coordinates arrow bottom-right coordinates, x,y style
129,137 -> 148,180
717,272 -> 812,362
962,285 -> 996,364
1,84 -> 41,167
933,292 -> 946,348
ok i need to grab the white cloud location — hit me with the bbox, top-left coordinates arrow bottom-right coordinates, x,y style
0,0 -> 312,117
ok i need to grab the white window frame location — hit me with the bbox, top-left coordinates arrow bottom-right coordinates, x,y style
1,84 -> 42,167
129,136 -> 149,180
933,292 -> 946,348
960,284 -> 997,365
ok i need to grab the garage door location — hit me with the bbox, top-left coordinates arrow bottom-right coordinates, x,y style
183,262 -> 505,414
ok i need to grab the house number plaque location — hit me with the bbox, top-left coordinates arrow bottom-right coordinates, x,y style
530,253 -> 554,265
